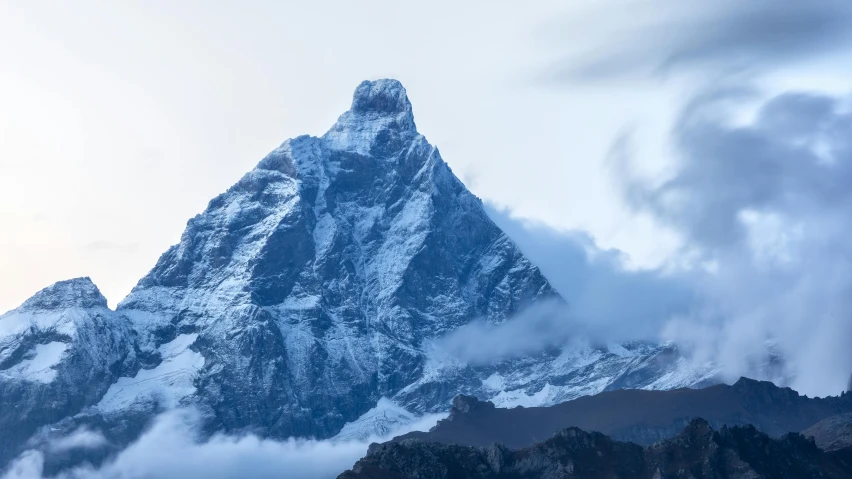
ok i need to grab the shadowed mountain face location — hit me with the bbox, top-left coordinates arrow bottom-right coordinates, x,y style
340,419 -> 852,479
396,377 -> 852,448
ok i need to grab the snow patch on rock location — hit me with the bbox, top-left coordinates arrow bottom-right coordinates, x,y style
491,383 -> 557,408
0,342 -> 68,383
333,397 -> 447,443
97,334 -> 203,413
333,398 -> 416,442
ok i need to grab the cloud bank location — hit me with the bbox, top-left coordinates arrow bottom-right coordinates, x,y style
2,409 -> 443,479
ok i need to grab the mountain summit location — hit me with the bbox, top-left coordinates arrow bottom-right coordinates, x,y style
116,78 -> 556,439
0,277 -> 134,464
0,80 -> 716,465
350,79 -> 414,119
18,277 -> 109,312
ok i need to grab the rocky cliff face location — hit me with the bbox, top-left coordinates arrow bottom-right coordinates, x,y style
341,419 -> 852,479
0,278 -> 136,463
1,79 -> 718,467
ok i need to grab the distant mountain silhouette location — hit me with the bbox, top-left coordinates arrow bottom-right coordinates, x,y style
395,377 -> 852,448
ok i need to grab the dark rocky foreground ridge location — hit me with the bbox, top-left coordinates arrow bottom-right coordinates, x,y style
395,377 -> 852,448
803,413 -> 852,452
340,419 -> 852,479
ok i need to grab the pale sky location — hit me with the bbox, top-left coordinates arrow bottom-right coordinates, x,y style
0,0 -> 673,311
1,0 -> 849,313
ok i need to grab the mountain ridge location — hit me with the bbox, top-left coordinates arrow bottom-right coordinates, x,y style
340,418 -> 852,479
393,377 -> 852,448
1,79 -> 717,468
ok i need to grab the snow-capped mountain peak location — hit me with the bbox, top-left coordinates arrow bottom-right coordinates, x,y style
18,277 -> 108,312
350,79 -> 414,120
113,77 -> 556,441
0,79 -> 718,467
324,79 -> 417,154
0,277 -> 135,464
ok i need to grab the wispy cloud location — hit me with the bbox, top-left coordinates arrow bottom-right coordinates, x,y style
614,87 -> 852,396
524,0 -> 852,397
431,299 -> 578,365
478,83 -> 852,397
46,428 -> 108,454
487,206 -> 694,341
547,0 -> 852,81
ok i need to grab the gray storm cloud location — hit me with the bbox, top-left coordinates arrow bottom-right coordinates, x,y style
614,88 -> 852,397
472,89 -> 852,398
528,0 -> 852,397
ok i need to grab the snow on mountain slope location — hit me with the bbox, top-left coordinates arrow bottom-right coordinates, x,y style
333,398 -> 420,442
1,341 -> 69,383
392,337 -> 718,416
97,333 -> 203,413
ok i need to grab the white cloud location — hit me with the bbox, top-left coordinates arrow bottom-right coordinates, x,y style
2,408 -> 442,479
431,299 -> 576,365
47,429 -> 108,454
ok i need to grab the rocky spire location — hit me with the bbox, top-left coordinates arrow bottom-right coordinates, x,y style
350,79 -> 414,122
323,79 -> 417,153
